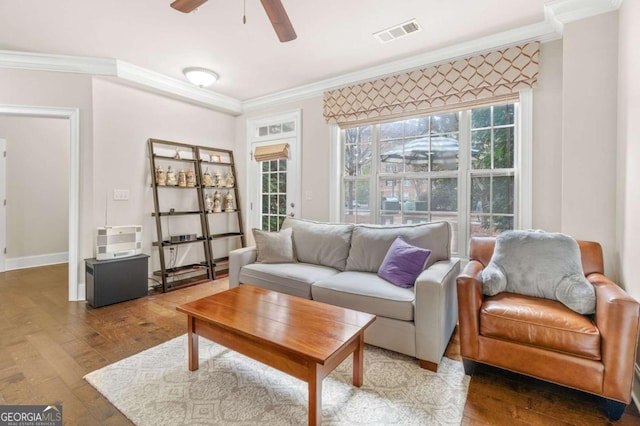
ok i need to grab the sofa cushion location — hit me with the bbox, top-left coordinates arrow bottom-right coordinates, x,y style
480,292 -> 600,360
346,222 -> 450,273
312,271 -> 415,321
281,218 -> 353,271
252,227 -> 296,264
239,262 -> 339,299
480,230 -> 596,314
378,237 -> 431,288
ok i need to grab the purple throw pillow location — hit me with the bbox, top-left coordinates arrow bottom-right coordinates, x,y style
378,237 -> 431,288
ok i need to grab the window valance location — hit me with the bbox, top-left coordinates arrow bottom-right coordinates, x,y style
323,42 -> 539,126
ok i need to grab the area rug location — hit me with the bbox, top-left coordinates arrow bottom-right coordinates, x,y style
85,335 -> 469,425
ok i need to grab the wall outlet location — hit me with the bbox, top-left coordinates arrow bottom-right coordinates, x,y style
113,189 -> 129,201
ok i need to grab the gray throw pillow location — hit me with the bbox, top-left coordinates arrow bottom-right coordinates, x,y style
346,221 -> 450,272
252,227 -> 297,264
481,230 -> 596,315
281,218 -> 353,271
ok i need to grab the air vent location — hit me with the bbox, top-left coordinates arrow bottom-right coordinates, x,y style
373,19 -> 422,43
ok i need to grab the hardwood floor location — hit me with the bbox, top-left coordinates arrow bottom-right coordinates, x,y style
0,263 -> 638,425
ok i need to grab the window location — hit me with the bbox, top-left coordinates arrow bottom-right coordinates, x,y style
260,159 -> 288,231
340,102 -> 520,256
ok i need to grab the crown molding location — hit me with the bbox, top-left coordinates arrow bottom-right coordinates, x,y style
242,19 -> 561,112
0,50 -> 242,115
0,0 -> 622,115
115,61 -> 242,115
0,50 -> 116,75
242,0 -> 623,111
546,0 -> 623,27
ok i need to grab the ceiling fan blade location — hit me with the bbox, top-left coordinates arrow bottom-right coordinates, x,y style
170,0 -> 208,13
260,0 -> 297,42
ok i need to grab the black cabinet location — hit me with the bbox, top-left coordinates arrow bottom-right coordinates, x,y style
85,254 -> 149,307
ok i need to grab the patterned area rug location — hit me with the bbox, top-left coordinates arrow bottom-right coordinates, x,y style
85,335 -> 469,425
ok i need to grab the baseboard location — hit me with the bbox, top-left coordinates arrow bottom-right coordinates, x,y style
633,363 -> 640,412
77,282 -> 86,301
5,252 -> 68,270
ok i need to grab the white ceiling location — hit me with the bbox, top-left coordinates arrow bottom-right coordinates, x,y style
0,0 -> 551,101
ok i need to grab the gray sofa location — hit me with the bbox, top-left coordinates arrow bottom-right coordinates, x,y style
229,218 -> 460,371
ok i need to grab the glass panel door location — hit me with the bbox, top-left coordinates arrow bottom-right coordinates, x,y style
260,158 -> 288,231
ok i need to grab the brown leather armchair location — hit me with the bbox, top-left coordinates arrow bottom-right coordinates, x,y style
457,237 -> 640,420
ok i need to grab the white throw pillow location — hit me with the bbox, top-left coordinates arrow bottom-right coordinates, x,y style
252,227 -> 297,264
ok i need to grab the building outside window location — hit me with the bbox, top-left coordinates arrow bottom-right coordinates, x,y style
341,102 -> 518,256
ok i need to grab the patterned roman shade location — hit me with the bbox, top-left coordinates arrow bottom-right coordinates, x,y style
253,143 -> 289,162
323,42 -> 539,126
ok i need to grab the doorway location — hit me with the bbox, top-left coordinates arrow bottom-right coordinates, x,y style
246,111 -> 301,233
0,105 -> 80,301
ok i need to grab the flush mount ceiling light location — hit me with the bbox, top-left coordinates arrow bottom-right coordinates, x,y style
183,67 -> 219,88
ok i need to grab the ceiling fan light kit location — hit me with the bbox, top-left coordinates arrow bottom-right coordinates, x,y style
183,67 -> 219,87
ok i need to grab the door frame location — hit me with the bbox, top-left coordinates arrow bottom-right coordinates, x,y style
0,139 -> 5,272
245,110 -> 301,233
0,105 -> 80,301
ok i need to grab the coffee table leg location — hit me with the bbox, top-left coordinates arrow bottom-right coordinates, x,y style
309,365 -> 322,426
353,333 -> 364,387
188,316 -> 199,371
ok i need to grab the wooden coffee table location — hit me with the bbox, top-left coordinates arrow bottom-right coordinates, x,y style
176,285 -> 376,425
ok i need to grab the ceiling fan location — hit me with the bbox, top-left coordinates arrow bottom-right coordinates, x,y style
170,0 -> 297,42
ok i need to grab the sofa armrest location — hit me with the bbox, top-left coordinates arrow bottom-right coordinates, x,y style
229,246 -> 257,288
413,258 -> 460,365
456,260 -> 485,360
589,273 -> 640,402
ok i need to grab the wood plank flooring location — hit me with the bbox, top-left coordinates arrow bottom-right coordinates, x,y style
0,263 -> 638,425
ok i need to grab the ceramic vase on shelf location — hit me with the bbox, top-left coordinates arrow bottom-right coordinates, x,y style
166,166 -> 177,186
202,168 -> 213,187
225,172 -> 235,188
155,165 -> 166,186
213,191 -> 222,213
186,169 -> 196,187
215,171 -> 223,187
178,169 -> 187,187
224,191 -> 235,212
204,193 -> 214,213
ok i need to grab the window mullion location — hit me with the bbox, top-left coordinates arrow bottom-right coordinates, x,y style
458,110 -> 471,258
371,124 -> 381,224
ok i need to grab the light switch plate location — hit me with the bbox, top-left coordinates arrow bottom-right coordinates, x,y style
113,189 -> 129,201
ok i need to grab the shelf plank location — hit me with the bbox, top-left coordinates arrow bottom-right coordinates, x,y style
153,237 -> 207,247
153,154 -> 198,163
153,184 -> 201,189
153,263 -> 210,278
152,210 -> 202,217
210,232 -> 243,240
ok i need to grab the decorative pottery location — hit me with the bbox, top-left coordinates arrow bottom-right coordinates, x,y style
225,172 -> 235,188
225,191 -> 235,212
213,191 -> 222,213
156,166 -> 166,186
186,169 -> 196,187
202,168 -> 213,187
166,166 -> 177,186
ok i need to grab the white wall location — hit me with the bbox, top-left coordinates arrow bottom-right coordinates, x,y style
238,97 -> 331,231
91,78 -> 237,275
0,116 -> 69,259
561,12 -> 619,280
532,40 -> 563,232
617,0 -> 640,301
